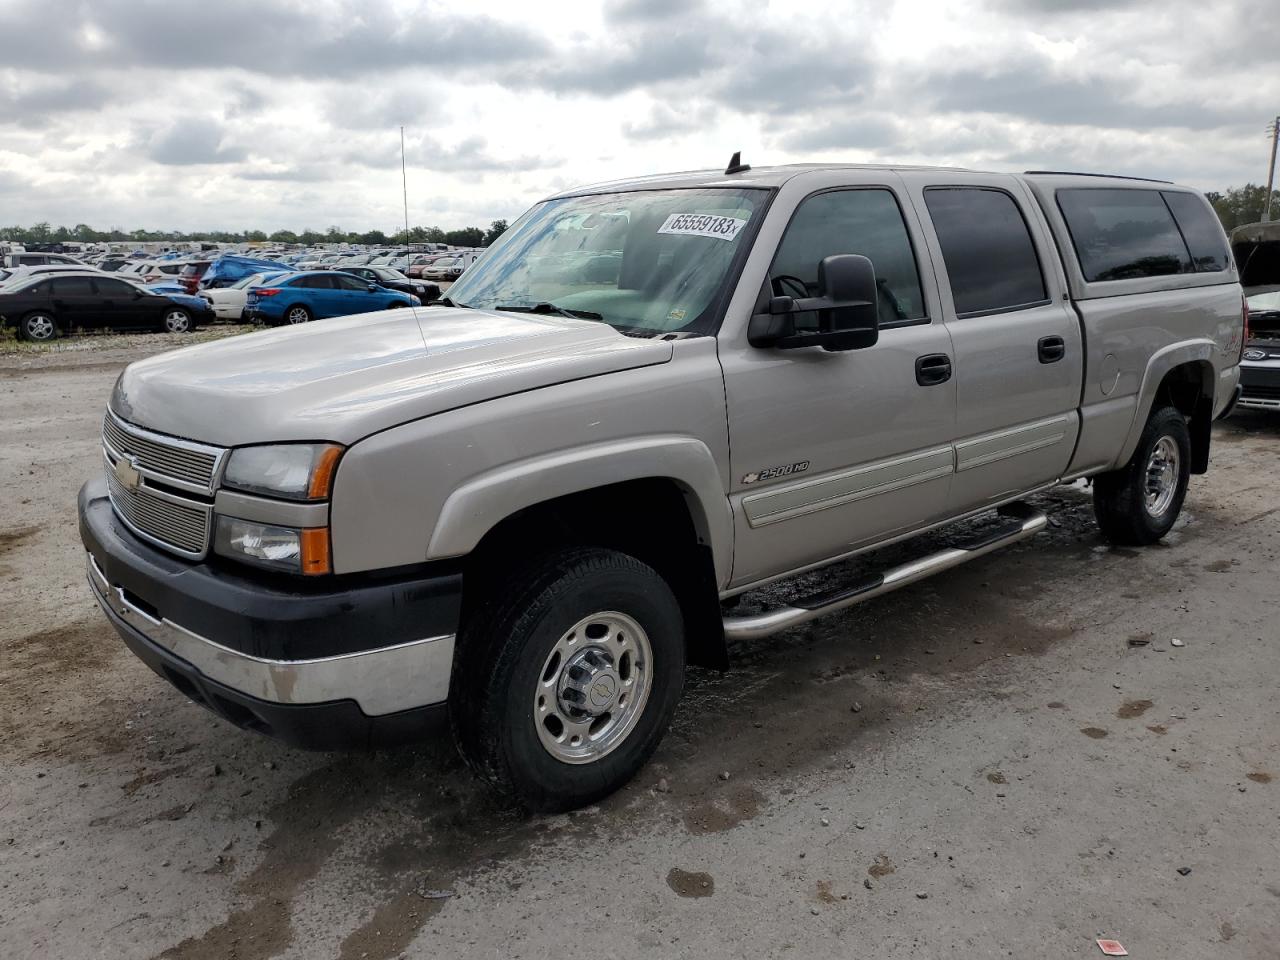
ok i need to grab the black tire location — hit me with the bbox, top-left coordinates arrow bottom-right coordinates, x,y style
284,304 -> 311,325
1092,405 -> 1191,545
451,548 -> 686,812
17,311 -> 58,342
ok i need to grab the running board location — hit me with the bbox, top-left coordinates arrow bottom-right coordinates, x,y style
721,502 -> 1048,642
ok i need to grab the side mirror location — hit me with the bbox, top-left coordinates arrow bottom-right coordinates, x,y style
367,283 -> 378,292
748,254 -> 879,351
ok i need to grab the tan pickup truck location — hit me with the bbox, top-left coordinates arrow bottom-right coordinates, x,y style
80,161 -> 1244,810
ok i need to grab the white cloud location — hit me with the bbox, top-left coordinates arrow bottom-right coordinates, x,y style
0,0 -> 1275,233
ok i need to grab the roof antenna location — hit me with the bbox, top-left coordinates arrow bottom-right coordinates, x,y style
724,151 -> 751,175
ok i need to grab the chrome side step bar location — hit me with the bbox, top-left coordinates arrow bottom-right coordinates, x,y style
721,503 -> 1048,642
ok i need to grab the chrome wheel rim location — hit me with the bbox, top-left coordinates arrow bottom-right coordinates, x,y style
163,310 -> 189,333
534,611 -> 653,765
1144,435 -> 1180,517
25,314 -> 54,340
287,307 -> 309,324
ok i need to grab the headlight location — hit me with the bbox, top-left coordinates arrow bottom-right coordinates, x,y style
214,516 -> 330,575
222,443 -> 343,500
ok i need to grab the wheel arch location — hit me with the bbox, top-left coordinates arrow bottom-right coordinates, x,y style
442,446 -> 732,670
1118,342 -> 1216,474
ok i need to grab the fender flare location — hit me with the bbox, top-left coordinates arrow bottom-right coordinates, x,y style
426,435 -> 733,587
1116,339 -> 1215,467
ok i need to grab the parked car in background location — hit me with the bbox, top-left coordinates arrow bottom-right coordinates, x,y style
117,260 -> 185,284
337,266 -> 440,302
1232,220 -> 1280,411
177,260 -> 214,294
422,256 -> 458,281
245,270 -> 418,325
0,263 -> 105,288
3,251 -> 83,268
0,271 -> 213,340
198,271 -> 288,321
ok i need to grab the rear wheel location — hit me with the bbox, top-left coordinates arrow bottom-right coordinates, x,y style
1092,406 -> 1191,545
451,548 -> 686,812
18,312 -> 57,342
285,304 -> 311,325
162,308 -> 191,334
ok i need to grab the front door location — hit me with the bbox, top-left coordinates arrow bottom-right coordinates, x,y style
904,174 -> 1083,511
720,183 -> 958,588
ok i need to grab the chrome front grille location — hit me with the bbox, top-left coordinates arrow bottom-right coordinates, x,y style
103,411 -> 220,493
101,411 -> 226,559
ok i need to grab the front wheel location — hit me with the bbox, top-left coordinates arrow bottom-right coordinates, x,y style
162,308 -> 191,334
18,311 -> 57,342
451,548 -> 686,812
1092,405 -> 1191,545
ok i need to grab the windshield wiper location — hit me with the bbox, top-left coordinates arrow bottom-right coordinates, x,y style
495,302 -> 604,321
427,296 -> 461,307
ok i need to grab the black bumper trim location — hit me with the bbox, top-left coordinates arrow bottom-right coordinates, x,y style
78,476 -> 462,661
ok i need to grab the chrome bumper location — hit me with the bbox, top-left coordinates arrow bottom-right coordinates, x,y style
87,553 -> 454,716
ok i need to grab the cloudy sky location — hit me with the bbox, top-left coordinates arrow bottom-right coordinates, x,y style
0,0 -> 1276,233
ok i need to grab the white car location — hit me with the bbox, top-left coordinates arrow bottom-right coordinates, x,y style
197,272 -> 284,321
116,260 -> 186,284
424,251 -> 482,281
0,263 -> 103,289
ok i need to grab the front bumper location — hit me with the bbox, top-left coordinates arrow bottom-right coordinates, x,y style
79,477 -> 461,749
1240,348 -> 1280,411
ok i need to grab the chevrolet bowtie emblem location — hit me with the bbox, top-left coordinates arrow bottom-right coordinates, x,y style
113,456 -> 142,492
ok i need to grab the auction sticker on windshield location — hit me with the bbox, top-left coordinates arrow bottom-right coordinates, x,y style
658,213 -> 747,241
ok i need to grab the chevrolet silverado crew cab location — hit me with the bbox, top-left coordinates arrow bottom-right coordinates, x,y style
80,161 -> 1245,811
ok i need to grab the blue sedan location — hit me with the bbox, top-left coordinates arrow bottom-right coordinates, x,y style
245,270 -> 418,326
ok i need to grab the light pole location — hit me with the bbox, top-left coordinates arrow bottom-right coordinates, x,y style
1266,116 -> 1279,223
399,126 -> 409,249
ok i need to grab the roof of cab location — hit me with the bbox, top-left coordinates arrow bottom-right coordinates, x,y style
546,162 -> 1186,199
546,162 -> 974,199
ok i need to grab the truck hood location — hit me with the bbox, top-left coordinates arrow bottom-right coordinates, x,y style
110,307 -> 673,446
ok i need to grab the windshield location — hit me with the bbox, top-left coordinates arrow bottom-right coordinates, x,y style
447,187 -> 767,335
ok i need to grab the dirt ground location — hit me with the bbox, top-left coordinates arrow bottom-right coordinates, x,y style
2,337 -> 1278,960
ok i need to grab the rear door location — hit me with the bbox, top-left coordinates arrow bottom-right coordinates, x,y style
50,275 -> 105,330
904,173 -> 1083,511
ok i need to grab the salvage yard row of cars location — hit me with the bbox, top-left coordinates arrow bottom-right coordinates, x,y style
0,245 -> 465,340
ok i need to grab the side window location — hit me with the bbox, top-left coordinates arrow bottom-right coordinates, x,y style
93,278 -> 134,297
1161,191 -> 1230,273
1056,188 -> 1193,282
924,187 -> 1048,316
335,274 -> 368,291
298,275 -> 334,289
51,276 -> 94,296
769,188 -> 927,328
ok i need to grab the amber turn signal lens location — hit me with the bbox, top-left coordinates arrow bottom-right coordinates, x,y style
307,445 -> 344,499
299,527 -> 332,576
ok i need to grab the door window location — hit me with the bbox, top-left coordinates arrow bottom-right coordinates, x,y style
924,187 -> 1048,316
334,274 -> 370,291
1056,188 -> 1193,282
296,275 -> 335,289
51,276 -> 94,296
769,188 -> 927,328
93,278 -> 136,297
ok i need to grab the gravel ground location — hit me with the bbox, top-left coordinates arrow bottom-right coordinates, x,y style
1,337 -> 1278,960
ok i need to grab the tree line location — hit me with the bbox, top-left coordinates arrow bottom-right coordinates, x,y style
0,219 -> 510,248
